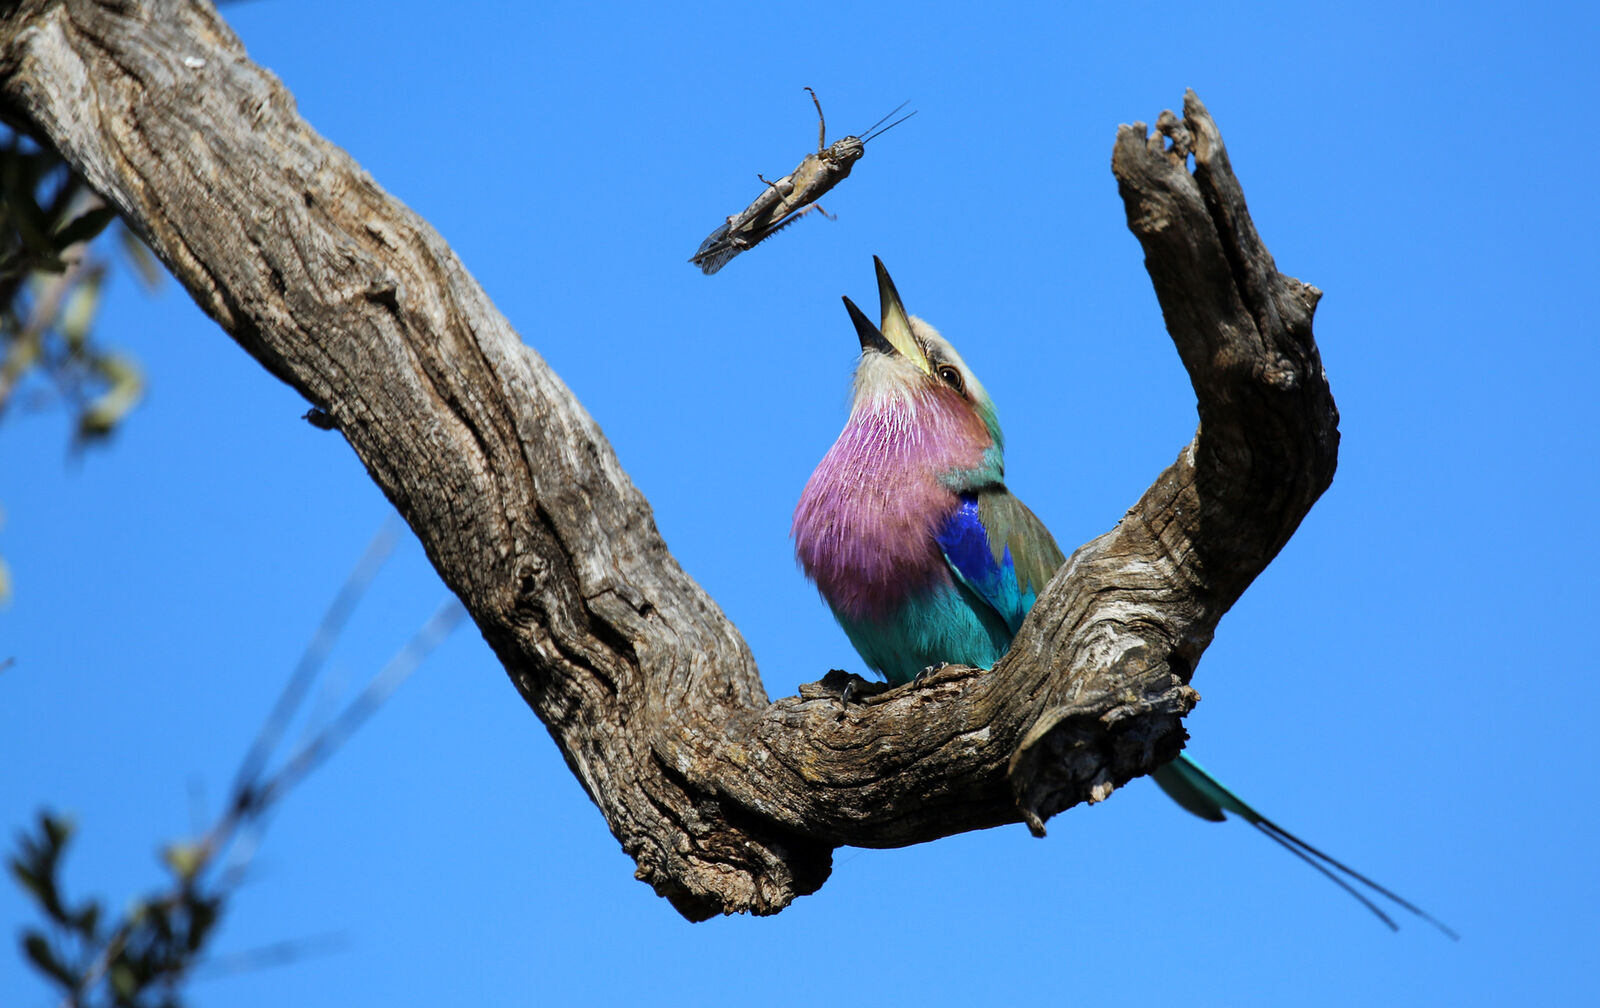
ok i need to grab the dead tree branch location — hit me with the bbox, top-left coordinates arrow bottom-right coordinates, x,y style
0,0 -> 1336,919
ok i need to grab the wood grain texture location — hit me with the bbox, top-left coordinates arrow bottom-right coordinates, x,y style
0,0 -> 1338,919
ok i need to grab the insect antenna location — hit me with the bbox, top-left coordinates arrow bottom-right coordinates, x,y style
857,100 -> 910,138
862,107 -> 918,144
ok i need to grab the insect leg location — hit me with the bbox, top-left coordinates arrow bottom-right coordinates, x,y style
804,86 -> 826,153
785,203 -> 834,224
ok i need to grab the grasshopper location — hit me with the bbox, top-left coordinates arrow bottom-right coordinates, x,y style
690,88 -> 914,275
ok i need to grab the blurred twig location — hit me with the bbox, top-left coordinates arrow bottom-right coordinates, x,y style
11,522 -> 466,1007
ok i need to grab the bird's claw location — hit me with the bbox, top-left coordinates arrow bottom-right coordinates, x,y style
800,670 -> 887,715
911,662 -> 953,687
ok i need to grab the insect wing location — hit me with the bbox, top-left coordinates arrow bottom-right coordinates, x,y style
690,221 -> 741,275
689,168 -> 799,274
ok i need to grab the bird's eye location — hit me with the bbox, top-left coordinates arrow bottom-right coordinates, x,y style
937,365 -> 965,394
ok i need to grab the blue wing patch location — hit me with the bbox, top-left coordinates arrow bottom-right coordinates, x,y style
935,495 -> 1034,634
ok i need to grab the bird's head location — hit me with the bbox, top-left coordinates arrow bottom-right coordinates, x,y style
842,258 -> 1004,485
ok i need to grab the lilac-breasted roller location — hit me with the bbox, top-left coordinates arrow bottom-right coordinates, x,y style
792,258 -> 1454,935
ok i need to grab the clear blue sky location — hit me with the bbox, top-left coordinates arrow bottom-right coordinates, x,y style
4,0 -> 1596,1004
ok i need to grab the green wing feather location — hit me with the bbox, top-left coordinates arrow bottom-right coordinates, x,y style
974,488 -> 1064,634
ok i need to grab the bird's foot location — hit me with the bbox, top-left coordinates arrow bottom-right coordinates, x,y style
801,670 -> 888,714
911,662 -> 954,687
840,677 -> 860,708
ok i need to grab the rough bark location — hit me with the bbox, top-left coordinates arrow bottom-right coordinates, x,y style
0,0 -> 1337,919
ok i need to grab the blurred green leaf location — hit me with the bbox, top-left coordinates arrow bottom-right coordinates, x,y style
23,930 -> 75,987
53,203 -> 118,250
74,899 -> 101,938
77,352 -> 145,441
1,162 -> 57,258
111,960 -> 138,1001
60,264 -> 105,349
162,842 -> 205,883
148,900 -> 174,942
10,812 -> 75,921
187,896 -> 220,952
43,812 -> 74,848
8,854 -> 46,906
1,329 -> 39,381
118,226 -> 164,291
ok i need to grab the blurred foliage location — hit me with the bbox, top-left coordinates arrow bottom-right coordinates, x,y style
0,124 -> 163,602
10,522 -> 463,1006
11,813 -> 224,1008
0,126 -> 157,440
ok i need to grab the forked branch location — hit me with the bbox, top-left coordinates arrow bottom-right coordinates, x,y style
0,0 -> 1336,920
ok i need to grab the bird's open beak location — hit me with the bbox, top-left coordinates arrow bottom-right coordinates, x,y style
841,257 -> 932,374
